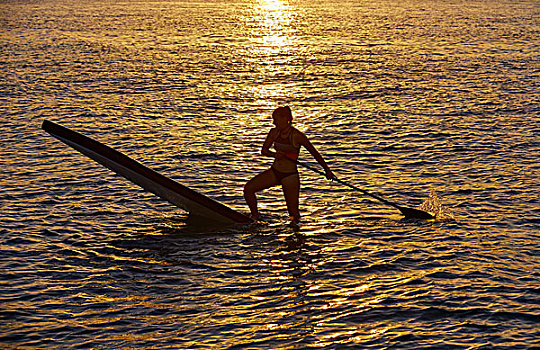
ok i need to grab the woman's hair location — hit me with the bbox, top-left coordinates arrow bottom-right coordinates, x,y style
273,106 -> 293,122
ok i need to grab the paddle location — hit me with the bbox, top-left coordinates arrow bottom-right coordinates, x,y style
295,159 -> 435,220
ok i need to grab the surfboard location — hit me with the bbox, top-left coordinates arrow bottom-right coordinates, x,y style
42,120 -> 253,224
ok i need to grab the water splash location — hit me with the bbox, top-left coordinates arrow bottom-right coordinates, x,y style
419,189 -> 455,220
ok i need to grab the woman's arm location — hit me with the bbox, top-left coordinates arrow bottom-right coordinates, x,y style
261,128 -> 277,158
298,132 -> 336,179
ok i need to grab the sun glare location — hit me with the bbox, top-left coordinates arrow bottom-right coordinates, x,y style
246,0 -> 298,105
256,0 -> 293,53
261,0 -> 287,13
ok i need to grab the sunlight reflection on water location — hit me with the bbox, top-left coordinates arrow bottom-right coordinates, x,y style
1,0 -> 539,348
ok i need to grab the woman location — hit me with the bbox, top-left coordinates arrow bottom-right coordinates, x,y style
244,106 -> 335,223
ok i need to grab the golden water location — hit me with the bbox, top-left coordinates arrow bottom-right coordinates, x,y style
1,0 -> 538,348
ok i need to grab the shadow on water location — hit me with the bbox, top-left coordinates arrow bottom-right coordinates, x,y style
103,208 -> 460,295
108,212 -> 304,251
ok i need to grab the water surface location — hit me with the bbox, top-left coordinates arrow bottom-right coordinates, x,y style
1,0 -> 539,348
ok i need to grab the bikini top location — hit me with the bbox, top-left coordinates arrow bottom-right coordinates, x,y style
274,128 -> 300,159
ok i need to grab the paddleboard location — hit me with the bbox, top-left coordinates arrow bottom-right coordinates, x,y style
42,120 -> 253,224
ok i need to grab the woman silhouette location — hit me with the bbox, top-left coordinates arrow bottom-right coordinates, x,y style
244,106 -> 335,223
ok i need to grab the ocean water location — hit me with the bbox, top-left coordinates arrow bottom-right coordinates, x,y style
1,0 -> 539,348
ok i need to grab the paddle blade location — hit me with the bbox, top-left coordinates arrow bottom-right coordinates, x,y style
398,206 -> 435,220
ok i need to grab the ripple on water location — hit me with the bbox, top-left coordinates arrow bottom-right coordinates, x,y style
1,0 -> 539,348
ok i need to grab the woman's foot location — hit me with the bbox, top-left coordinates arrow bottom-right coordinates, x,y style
288,216 -> 301,231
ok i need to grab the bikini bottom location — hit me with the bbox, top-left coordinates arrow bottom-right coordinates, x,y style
271,166 -> 298,182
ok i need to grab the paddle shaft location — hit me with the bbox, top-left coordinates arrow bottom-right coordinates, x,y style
295,159 -> 402,210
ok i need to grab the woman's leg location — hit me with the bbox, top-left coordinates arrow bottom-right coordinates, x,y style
281,173 -> 301,223
244,169 -> 279,219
